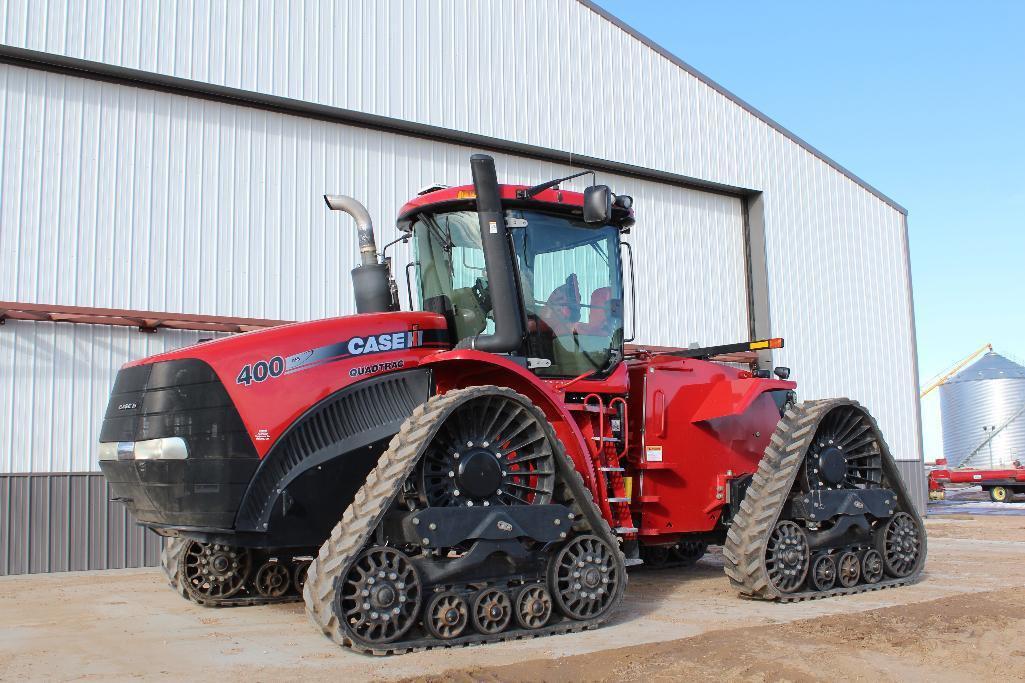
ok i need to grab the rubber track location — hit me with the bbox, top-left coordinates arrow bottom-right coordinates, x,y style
723,398 -> 927,601
302,386 -> 627,656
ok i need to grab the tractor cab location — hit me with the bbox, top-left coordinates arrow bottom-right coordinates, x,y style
396,162 -> 636,378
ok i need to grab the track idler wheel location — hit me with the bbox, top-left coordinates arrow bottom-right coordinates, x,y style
877,512 -> 923,578
255,561 -> 291,598
471,588 -> 512,634
337,546 -> 422,646
549,534 -> 621,620
765,521 -> 809,593
425,591 -> 469,640
514,585 -> 553,629
179,541 -> 251,601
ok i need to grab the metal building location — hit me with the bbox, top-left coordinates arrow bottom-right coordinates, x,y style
941,352 -> 1025,468
0,0 -> 924,575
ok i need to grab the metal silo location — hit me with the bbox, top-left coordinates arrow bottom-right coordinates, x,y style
940,352 -> 1025,468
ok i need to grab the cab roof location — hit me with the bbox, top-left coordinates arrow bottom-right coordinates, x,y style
396,184 -> 633,231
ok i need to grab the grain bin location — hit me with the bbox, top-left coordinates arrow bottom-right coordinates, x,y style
940,352 -> 1025,468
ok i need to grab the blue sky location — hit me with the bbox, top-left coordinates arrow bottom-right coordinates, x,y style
597,0 -> 1025,461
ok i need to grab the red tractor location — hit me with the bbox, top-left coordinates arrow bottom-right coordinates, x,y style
98,155 -> 925,654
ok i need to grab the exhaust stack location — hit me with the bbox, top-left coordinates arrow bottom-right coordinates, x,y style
456,154 -> 526,353
324,194 -> 398,314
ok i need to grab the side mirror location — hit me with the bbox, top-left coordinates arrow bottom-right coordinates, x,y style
583,185 -> 613,223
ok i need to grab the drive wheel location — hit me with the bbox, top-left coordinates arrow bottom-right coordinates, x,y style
800,404 -> 883,492
336,546 -> 422,645
550,534 -> 620,620
810,554 -> 836,591
471,588 -> 512,634
990,486 -> 1009,503
837,551 -> 860,587
179,541 -> 251,601
765,521 -> 809,593
420,392 -> 557,508
877,512 -> 922,578
862,549 -> 884,584
514,585 -> 553,629
424,591 -> 469,640
255,561 -> 291,598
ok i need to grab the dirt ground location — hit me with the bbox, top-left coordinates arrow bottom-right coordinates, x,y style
2,510 -> 1024,682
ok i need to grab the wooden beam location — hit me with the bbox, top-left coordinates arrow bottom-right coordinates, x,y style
0,301 -> 291,334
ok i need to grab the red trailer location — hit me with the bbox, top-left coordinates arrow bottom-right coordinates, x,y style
929,459 -> 1025,502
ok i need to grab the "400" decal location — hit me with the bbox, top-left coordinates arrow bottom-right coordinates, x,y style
236,356 -> 285,385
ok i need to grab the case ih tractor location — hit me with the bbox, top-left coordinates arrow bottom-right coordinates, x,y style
98,154 -> 925,654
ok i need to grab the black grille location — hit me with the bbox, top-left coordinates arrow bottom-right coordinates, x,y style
99,359 -> 256,460
236,369 -> 431,529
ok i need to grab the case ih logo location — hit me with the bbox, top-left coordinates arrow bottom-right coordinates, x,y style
236,330 -> 426,386
117,403 -> 138,410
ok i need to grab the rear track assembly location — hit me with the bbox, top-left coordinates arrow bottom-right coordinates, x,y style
724,399 -> 926,602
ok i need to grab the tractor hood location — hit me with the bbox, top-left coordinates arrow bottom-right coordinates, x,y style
110,310 -> 449,458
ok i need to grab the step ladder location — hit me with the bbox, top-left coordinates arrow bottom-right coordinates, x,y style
579,394 -> 635,536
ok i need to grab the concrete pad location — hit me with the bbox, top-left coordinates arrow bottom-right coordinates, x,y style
1,515 -> 1023,681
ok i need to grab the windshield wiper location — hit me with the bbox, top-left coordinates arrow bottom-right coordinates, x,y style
517,170 -> 596,200
419,213 -> 453,252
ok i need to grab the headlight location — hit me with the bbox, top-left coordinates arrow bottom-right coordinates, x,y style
98,442 -> 119,461
98,437 -> 189,461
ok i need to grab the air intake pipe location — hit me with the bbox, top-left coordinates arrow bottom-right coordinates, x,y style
324,194 -> 398,314
456,154 -> 526,353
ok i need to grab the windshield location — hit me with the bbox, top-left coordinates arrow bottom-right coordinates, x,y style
413,210 -> 623,378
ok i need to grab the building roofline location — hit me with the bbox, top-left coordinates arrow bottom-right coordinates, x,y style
0,44 -> 754,202
578,0 -> 908,215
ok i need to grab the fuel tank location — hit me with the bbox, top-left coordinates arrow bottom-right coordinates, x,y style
626,354 -> 796,537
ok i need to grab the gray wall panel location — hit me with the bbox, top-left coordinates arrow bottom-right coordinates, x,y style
895,459 -> 927,516
0,473 -> 160,576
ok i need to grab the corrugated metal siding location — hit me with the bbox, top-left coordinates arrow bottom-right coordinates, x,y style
0,62 -> 749,474
0,318 -> 227,473
0,0 -> 921,467
0,473 -> 161,575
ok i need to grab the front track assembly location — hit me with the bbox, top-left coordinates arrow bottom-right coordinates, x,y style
724,398 -> 926,601
302,386 -> 627,655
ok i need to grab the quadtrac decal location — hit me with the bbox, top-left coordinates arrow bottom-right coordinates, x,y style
235,329 -> 447,386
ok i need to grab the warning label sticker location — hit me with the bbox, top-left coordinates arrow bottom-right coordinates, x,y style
645,445 -> 663,462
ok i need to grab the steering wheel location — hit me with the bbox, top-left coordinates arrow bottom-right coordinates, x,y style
472,277 -> 492,314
